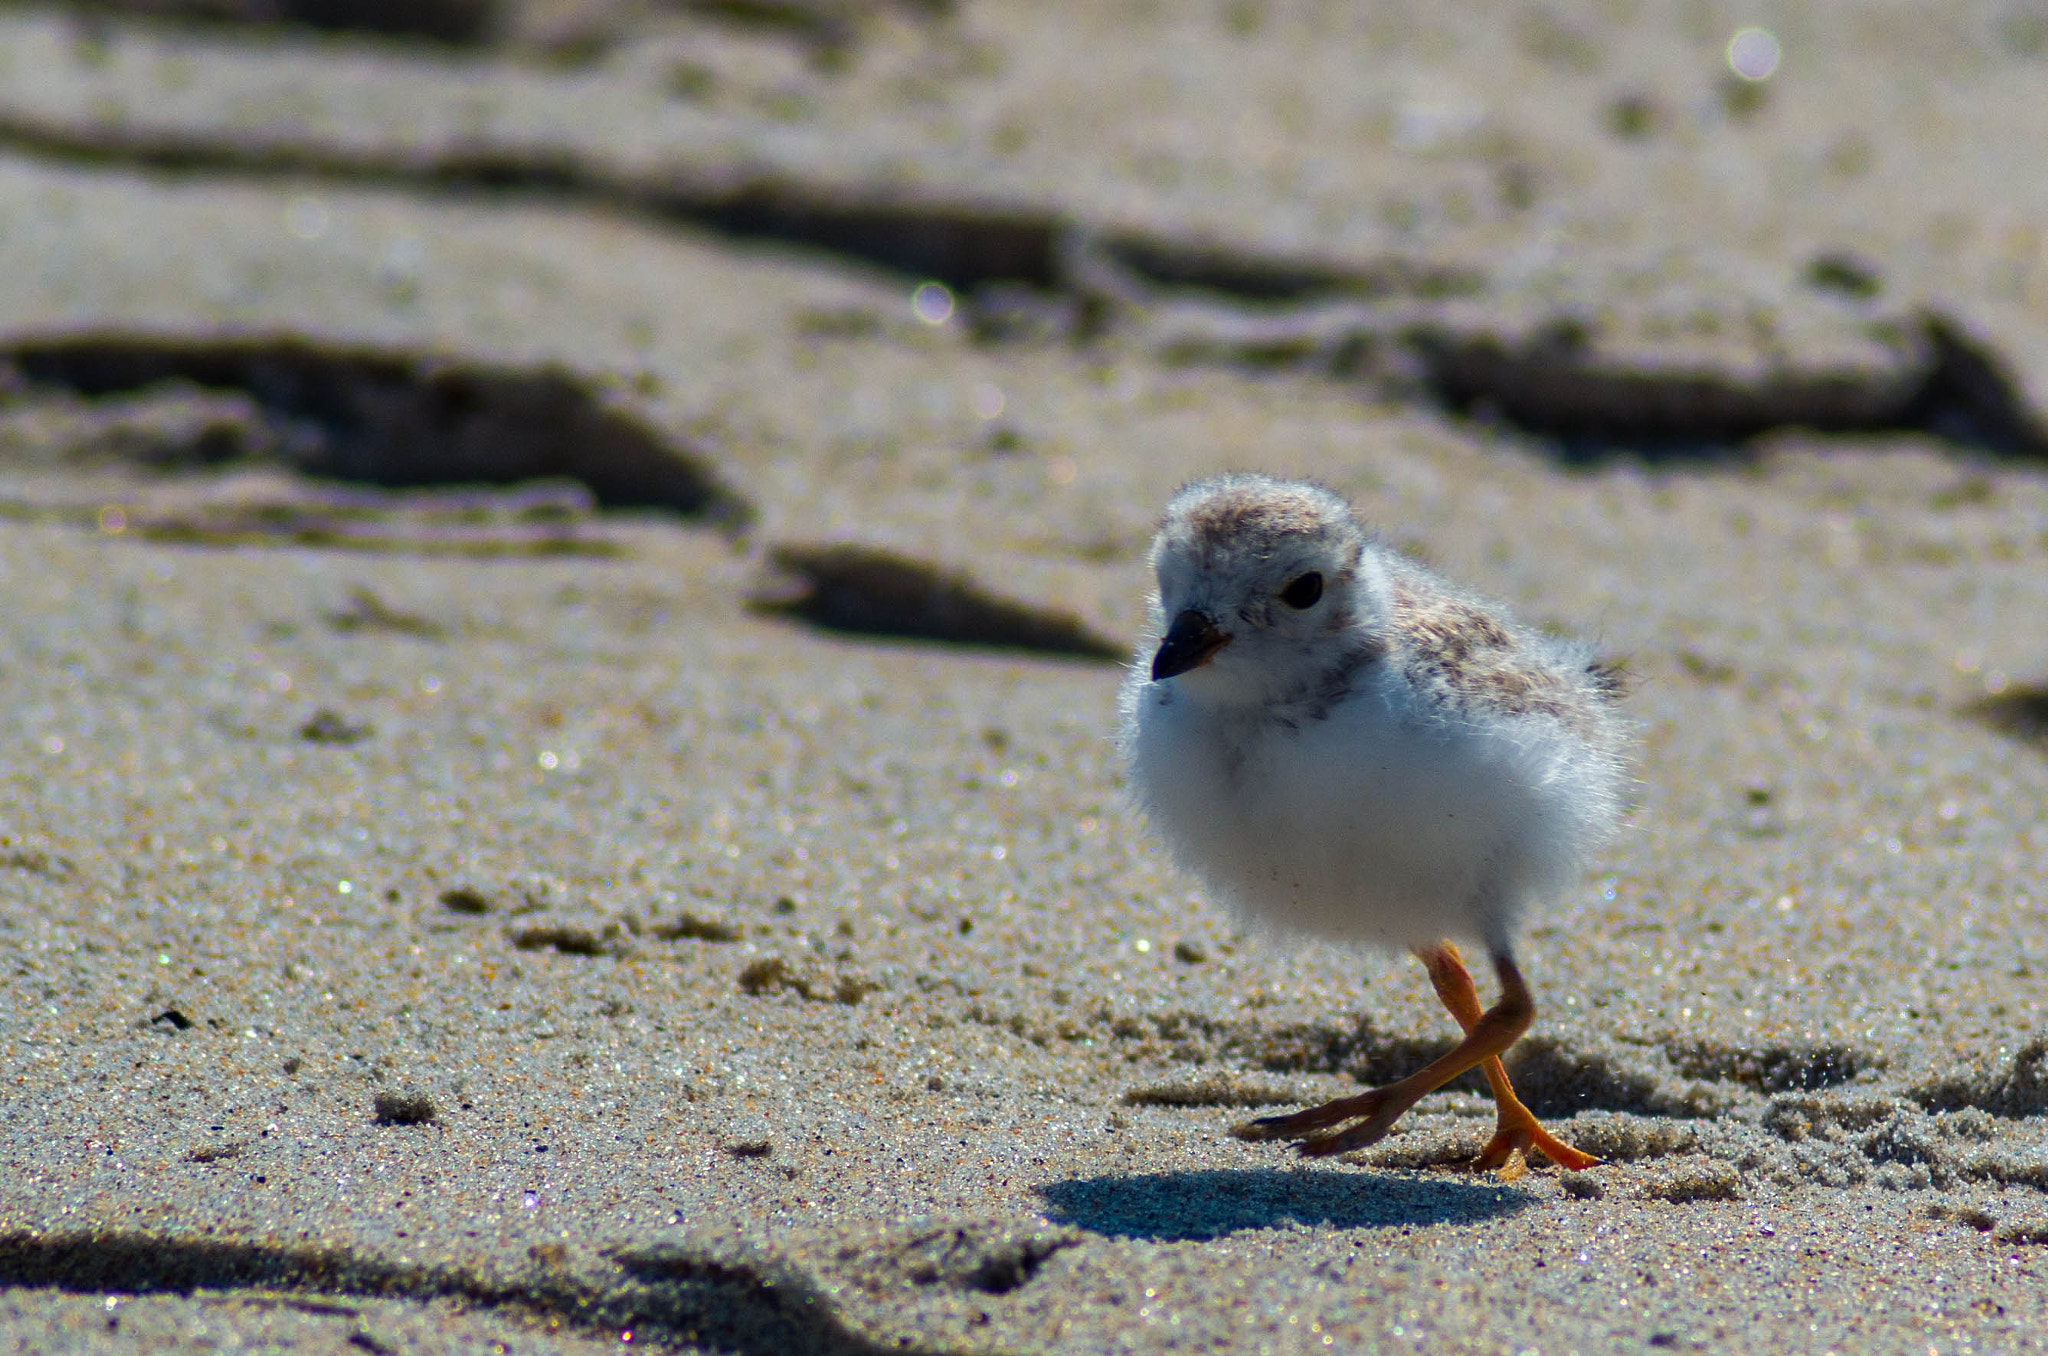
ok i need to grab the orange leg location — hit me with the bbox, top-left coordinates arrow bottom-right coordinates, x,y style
1235,946 -> 1598,1178
1416,943 -> 1599,1177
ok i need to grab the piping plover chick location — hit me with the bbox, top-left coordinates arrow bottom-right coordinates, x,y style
1119,474 -> 1628,1178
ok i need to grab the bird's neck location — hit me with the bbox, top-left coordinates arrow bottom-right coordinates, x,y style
1187,634 -> 1387,724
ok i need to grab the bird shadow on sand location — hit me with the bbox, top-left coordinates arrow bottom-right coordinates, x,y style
1036,1167 -> 1534,1243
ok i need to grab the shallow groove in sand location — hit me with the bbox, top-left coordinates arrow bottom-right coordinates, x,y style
1,331 -> 751,526
4,112 -> 2047,458
0,1231 -> 936,1356
967,1001 -> 1878,1119
748,542 -> 1124,659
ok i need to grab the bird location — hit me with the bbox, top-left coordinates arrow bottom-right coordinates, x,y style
1118,474 -> 1629,1178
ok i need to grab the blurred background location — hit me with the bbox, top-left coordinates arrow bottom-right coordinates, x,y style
5,1 -> 2048,580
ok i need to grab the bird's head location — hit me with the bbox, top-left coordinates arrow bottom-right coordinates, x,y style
1144,474 -> 1385,705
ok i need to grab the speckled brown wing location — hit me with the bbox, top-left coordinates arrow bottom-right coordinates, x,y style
1389,579 -> 1601,735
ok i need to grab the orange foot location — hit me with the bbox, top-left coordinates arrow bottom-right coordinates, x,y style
1470,1093 -> 1600,1183
1417,944 -> 1600,1179
1234,945 -> 1602,1182
1234,1086 -> 1408,1158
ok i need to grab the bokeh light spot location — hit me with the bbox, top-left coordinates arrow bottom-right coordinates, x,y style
1727,27 -> 1781,81
912,282 -> 955,325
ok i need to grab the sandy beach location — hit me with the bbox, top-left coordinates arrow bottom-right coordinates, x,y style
2,3 -> 2047,1351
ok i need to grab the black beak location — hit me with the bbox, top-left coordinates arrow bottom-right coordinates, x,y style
1151,609 -> 1230,680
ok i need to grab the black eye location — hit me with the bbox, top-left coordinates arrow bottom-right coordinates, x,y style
1279,572 -> 1323,609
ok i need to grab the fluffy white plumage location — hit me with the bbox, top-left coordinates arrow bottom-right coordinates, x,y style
1119,473 -> 1626,956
